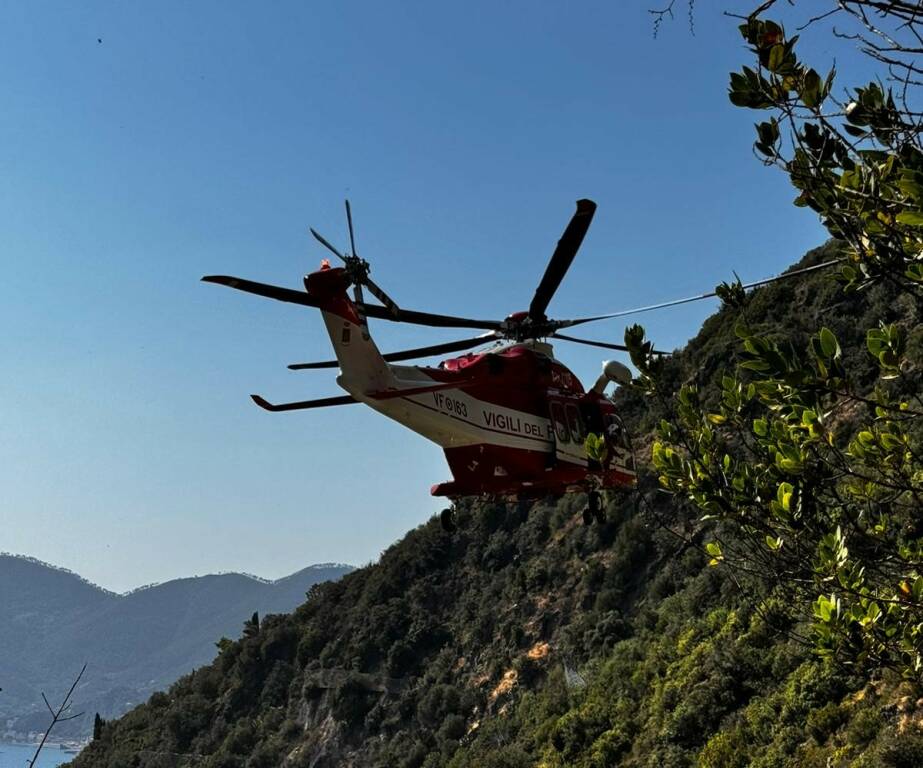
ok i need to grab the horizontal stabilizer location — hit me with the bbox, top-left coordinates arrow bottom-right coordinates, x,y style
250,394 -> 358,412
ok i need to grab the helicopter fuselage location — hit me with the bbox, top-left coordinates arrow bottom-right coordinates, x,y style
308,263 -> 636,500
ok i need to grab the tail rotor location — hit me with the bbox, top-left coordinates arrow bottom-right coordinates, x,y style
309,200 -> 401,318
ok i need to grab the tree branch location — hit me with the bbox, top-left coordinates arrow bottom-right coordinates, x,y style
29,664 -> 87,768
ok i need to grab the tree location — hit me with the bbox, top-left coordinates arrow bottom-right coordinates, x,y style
243,611 -> 260,639
632,1 -> 923,678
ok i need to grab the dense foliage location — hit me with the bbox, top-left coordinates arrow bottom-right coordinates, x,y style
631,1 -> 923,681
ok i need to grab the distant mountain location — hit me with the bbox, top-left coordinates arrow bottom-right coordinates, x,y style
0,554 -> 352,739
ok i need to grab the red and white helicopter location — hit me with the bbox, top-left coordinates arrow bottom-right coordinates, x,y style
203,199 -> 832,527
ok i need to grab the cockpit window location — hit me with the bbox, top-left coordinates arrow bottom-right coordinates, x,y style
565,404 -> 584,443
550,402 -> 570,443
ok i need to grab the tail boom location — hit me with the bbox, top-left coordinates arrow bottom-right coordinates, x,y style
304,264 -> 396,395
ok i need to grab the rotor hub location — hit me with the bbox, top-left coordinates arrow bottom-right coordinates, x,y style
341,254 -> 371,284
501,310 -> 558,341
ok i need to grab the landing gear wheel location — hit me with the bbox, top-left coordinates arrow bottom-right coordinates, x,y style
440,507 -> 457,533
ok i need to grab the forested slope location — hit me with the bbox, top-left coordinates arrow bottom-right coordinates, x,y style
74,242 -> 923,767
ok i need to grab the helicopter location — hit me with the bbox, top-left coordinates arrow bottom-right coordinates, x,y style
203,199 -> 838,528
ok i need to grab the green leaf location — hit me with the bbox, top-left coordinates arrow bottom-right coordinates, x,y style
880,433 -> 902,450
801,68 -> 823,108
819,327 -> 840,359
777,482 -> 794,512
815,595 -> 833,622
767,44 -> 785,72
913,577 -> 923,601
867,329 -> 886,356
896,210 -> 923,227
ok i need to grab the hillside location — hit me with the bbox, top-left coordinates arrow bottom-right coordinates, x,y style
0,557 -> 352,739
73,242 -> 923,767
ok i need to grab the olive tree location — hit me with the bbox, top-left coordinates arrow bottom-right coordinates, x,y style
633,0 -> 923,677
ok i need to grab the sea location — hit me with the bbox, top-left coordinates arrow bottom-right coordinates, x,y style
0,743 -> 73,767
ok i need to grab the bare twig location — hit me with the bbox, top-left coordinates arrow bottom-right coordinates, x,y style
29,664 -> 87,768
649,0 -> 697,37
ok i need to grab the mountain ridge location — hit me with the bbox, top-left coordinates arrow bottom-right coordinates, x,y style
1,551 -> 354,595
0,555 -> 352,740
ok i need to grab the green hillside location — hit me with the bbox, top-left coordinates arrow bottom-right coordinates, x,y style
72,242 -> 923,768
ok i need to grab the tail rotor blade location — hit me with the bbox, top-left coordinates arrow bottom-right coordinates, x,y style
352,281 -> 367,325
310,228 -> 347,262
345,199 -> 357,256
364,277 -> 401,317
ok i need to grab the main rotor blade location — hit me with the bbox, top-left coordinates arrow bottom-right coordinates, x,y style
289,333 -> 499,370
251,394 -> 357,412
551,332 -> 630,352
528,198 -> 596,322
310,228 -> 347,262
551,332 -> 668,356
556,257 -> 844,329
202,275 -> 322,308
202,275 -> 502,330
361,304 -> 500,329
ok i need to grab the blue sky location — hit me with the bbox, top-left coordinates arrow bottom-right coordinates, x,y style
3,2 -> 856,591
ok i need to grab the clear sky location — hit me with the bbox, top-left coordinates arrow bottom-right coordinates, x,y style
3,2 -> 856,592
